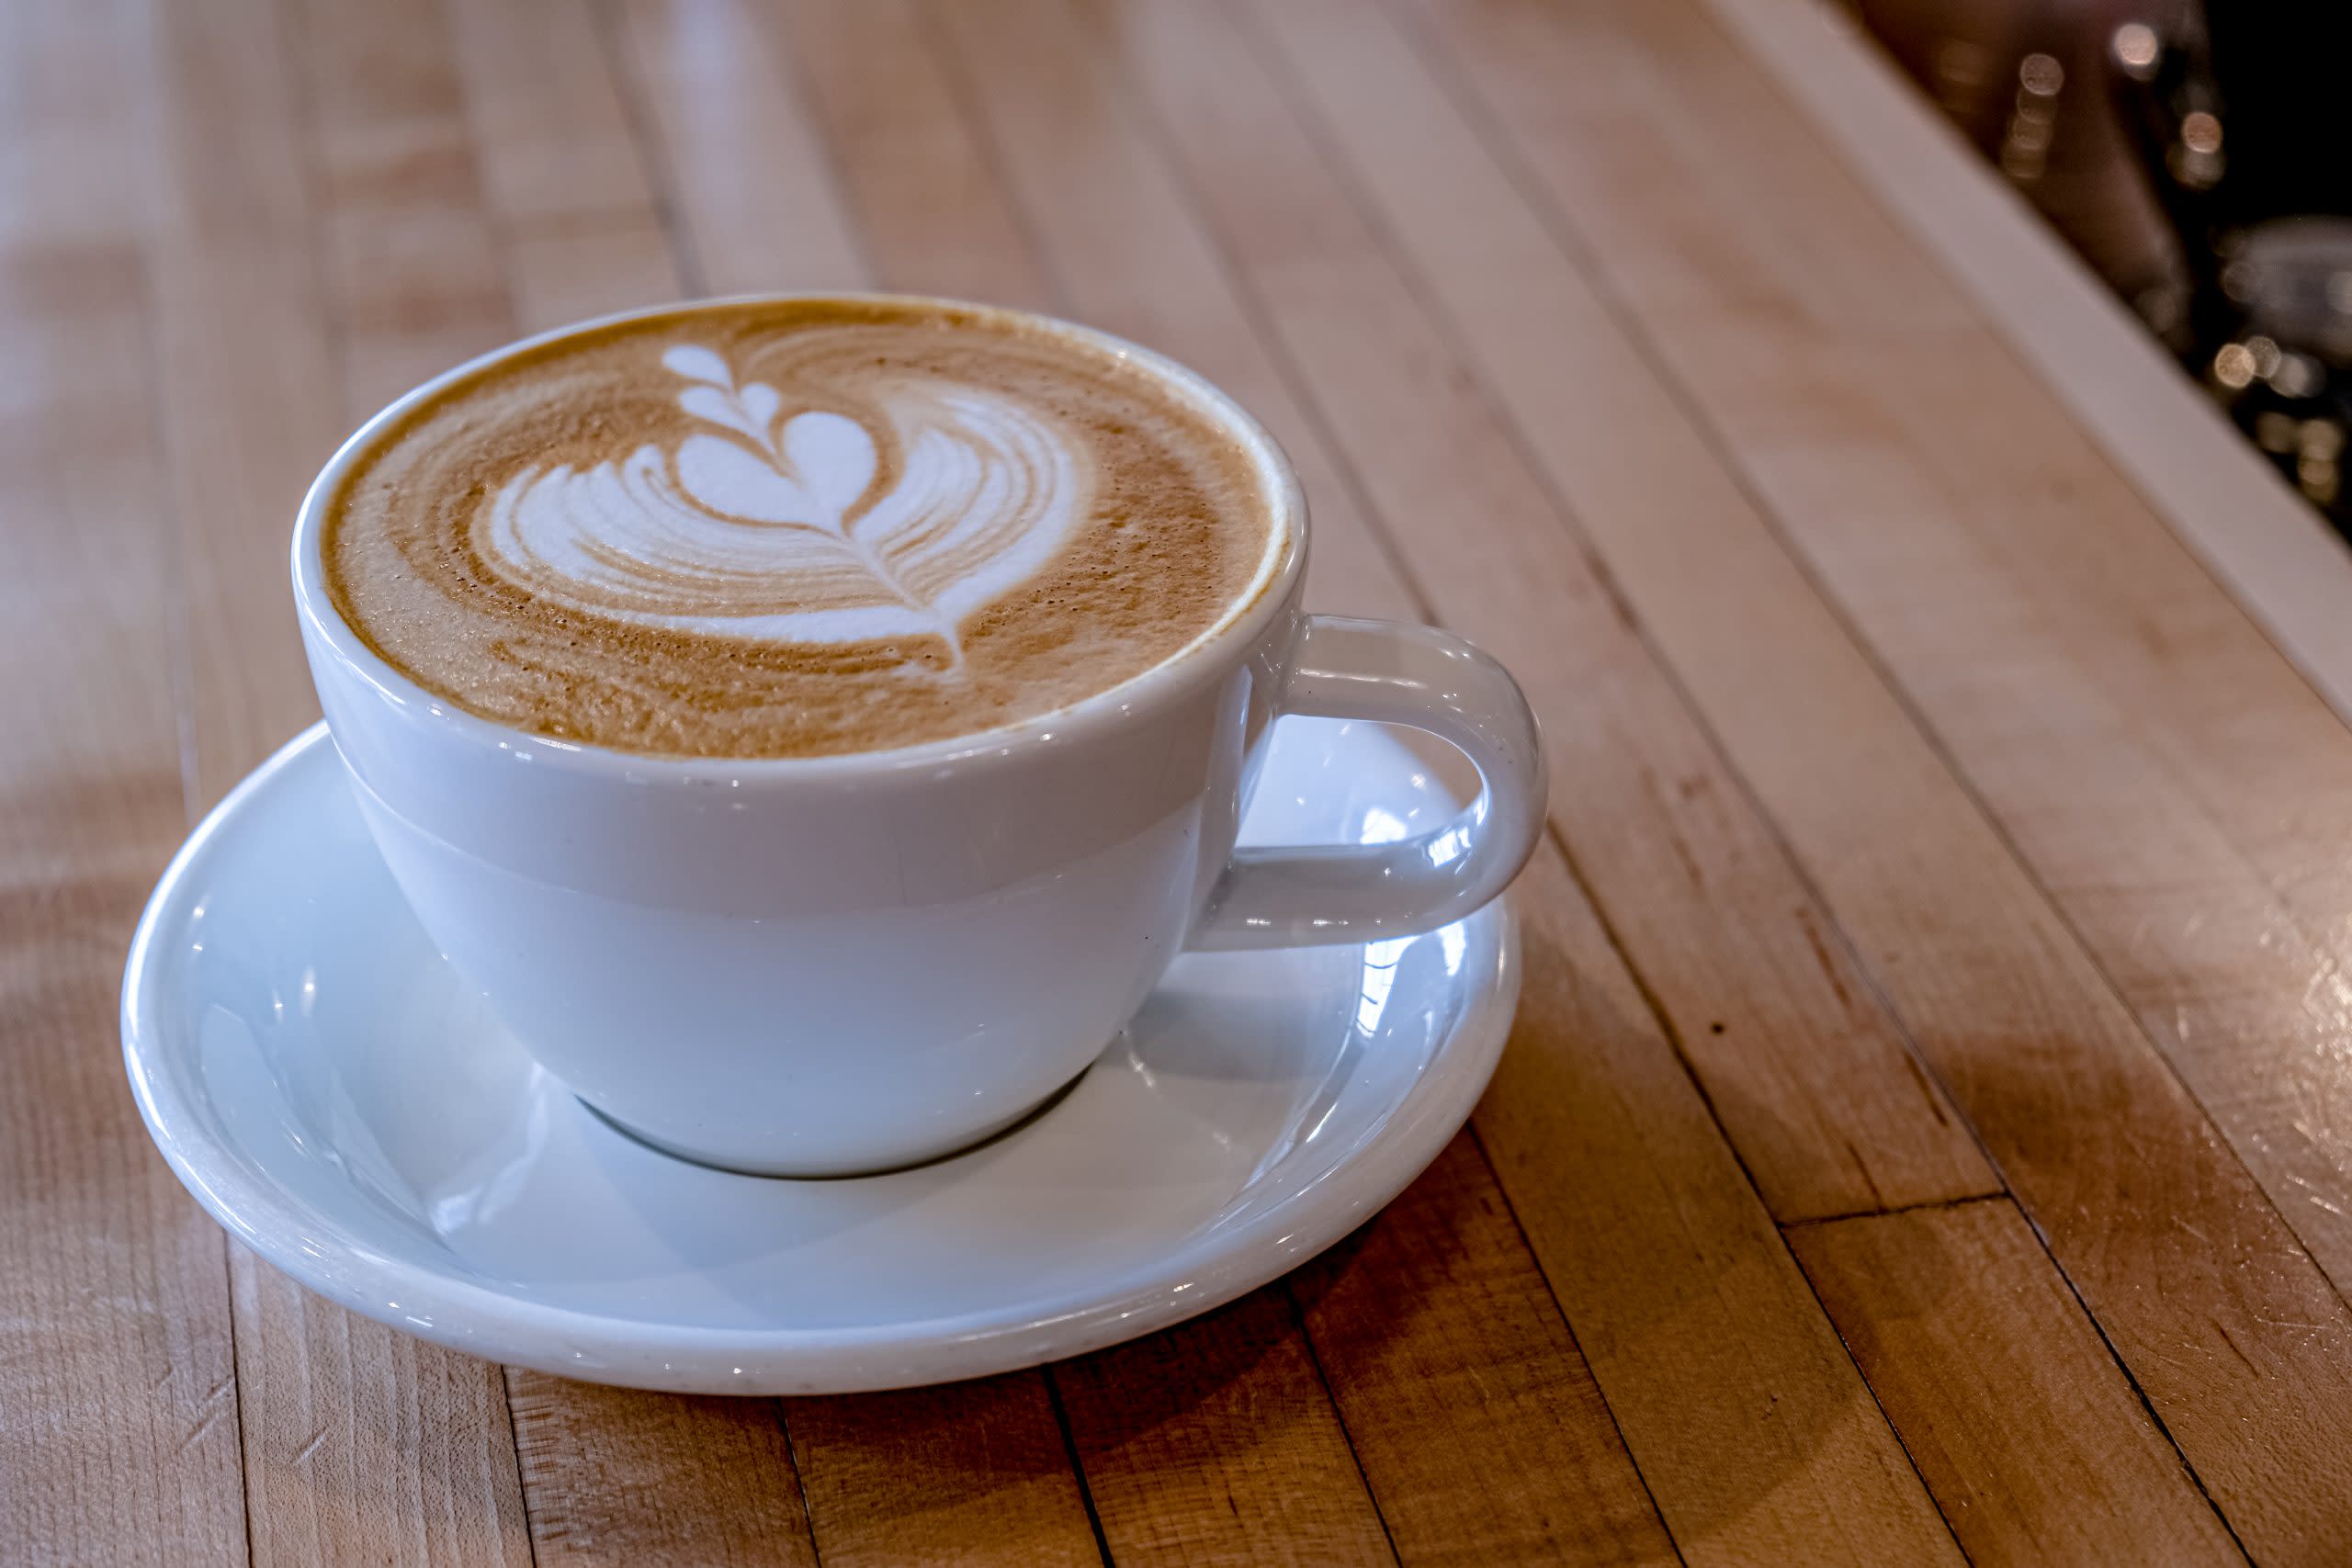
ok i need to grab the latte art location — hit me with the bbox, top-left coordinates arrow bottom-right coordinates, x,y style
483,345 -> 1088,667
321,298 -> 1278,759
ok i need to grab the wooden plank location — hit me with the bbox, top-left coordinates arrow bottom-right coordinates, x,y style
1091,0 -> 1991,1224
1791,1200 -> 2242,1566
1419,0 -> 2352,1432
228,1269 -> 532,1568
1701,0 -> 2352,729
145,0 -> 339,807
447,0 -> 657,227
1433,0 -> 2352,1308
1293,1136 -> 1676,1566
507,1373 -> 815,1567
787,1377 -> 1102,1568
289,0 -> 514,416
774,0 -> 1057,316
503,212 -> 685,333
1249,0 -> 2352,1556
608,0 -> 864,295
1567,0 -> 2352,1041
1466,0 -> 2352,1468
1055,1288 -> 1396,1567
930,2 -> 1964,1560
156,1 -> 533,1561
1479,850 -> 1963,1563
0,239 -> 248,1566
0,0 -> 146,251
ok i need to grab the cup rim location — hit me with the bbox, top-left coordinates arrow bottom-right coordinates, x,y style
289,292 -> 1306,783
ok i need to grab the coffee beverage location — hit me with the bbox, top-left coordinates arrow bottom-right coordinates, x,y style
323,298 -> 1280,759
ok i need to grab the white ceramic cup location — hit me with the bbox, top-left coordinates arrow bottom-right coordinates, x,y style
292,296 -> 1545,1176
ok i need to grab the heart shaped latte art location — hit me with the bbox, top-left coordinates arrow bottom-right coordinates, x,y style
480,344 -> 1089,667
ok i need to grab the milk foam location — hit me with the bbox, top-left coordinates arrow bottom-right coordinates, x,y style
483,344 -> 1087,665
322,299 -> 1272,759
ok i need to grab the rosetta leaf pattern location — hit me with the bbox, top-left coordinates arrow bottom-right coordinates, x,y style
481,344 -> 1086,668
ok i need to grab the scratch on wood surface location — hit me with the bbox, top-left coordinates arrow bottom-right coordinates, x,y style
177,1404 -> 224,1456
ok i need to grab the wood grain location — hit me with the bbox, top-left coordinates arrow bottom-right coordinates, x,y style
507,1373 -> 814,1566
289,0 -> 514,415
775,0 -> 1058,317
749,4 -> 1399,1553
503,211 -> 684,333
428,12 -> 856,1565
228,1269 -> 532,1568
447,0 -> 656,229
609,0 -> 864,295
1480,850 -> 1966,1564
1292,1136 -> 1676,1567
1259,0 -> 2352,1555
904,3 -> 1768,1558
1055,1287 -> 1396,1567
1097,0 -> 1991,1224
138,0 -> 540,1562
20,0 -> 2352,1559
1791,1200 -> 2242,1566
787,1377 -> 1102,1568
0,238 -> 248,1568
1702,0 -> 2352,728
925,2 -> 1960,1559
1447,0 -> 2352,1280
145,0 -> 337,806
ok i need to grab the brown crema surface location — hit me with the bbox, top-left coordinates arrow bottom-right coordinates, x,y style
322,299 -> 1272,759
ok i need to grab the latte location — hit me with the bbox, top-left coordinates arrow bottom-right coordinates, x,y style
322,298 -> 1280,759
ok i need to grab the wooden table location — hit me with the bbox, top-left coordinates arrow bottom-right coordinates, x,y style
14,0 -> 2352,1561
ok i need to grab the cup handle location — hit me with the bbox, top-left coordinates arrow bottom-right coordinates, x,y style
1188,615 -> 1547,953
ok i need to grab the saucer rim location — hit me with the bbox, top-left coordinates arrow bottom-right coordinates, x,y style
123,722 -> 1518,1391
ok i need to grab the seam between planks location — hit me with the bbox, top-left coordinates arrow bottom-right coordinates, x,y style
1400,0 -> 2352,1337
497,1367 -> 545,1568
1215,0 -> 2006,1228
743,0 -> 880,290
1669,0 -> 2352,1015
1101,2 -> 1966,1557
1787,1199 -> 2258,1567
591,0 -> 711,298
772,1401 -> 827,1566
1353,0 -> 2324,1543
1279,1288 -> 1406,1567
1460,1126 -> 1688,1568
1041,1372 -> 1118,1568
898,0 -> 1080,312
1224,0 -> 2007,1224
1697,0 -> 2352,739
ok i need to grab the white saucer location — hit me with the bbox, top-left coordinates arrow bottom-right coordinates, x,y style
123,719 -> 1517,1394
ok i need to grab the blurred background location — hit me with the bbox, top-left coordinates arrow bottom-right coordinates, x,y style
1853,0 -> 2352,526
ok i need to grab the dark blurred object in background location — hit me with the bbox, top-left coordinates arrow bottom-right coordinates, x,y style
1849,0 -> 2352,527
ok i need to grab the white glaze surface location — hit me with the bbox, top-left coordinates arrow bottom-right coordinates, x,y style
122,719 -> 1515,1393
